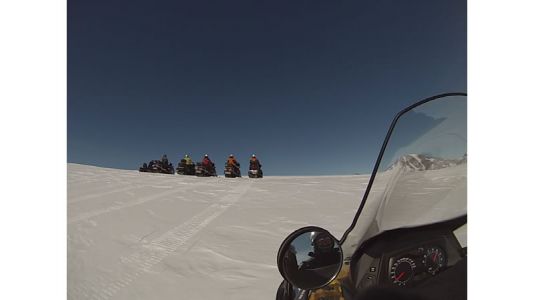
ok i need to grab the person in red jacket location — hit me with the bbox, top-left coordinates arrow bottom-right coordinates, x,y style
202,154 -> 215,172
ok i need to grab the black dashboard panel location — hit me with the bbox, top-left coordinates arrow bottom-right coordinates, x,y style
380,236 -> 454,286
349,216 -> 466,291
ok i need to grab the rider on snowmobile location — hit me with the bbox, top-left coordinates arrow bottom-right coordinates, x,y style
249,154 -> 261,170
224,154 -> 241,177
202,154 -> 213,167
200,154 -> 214,171
227,154 -> 239,167
161,154 -> 169,166
184,154 -> 193,165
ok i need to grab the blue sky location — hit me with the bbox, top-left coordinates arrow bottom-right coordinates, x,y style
68,0 -> 466,175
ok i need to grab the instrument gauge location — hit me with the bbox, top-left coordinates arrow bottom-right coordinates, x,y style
390,257 -> 416,286
423,247 -> 446,275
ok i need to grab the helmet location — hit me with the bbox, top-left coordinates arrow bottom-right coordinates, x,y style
311,232 -> 335,253
185,154 -> 189,158
252,154 -> 256,158
229,154 -> 234,158
204,154 -> 209,157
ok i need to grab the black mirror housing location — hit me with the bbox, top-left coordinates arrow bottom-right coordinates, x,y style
277,226 -> 343,290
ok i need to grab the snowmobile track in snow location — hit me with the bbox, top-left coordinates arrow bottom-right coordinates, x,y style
68,187 -> 184,224
68,185 -> 143,204
69,182 -> 252,300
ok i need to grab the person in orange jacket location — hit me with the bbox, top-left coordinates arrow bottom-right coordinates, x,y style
226,154 -> 239,167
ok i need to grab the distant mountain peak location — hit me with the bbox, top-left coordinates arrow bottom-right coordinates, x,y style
387,153 -> 466,171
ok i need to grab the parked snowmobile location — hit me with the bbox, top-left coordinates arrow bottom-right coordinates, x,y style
165,163 -> 175,174
224,162 -> 241,178
195,162 -> 217,177
248,166 -> 263,178
139,160 -> 156,173
248,156 -> 263,178
275,93 -> 467,300
139,163 -> 149,172
139,159 -> 175,174
176,159 -> 196,175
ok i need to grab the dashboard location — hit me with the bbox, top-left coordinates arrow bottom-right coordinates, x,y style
349,217 -> 466,291
384,238 -> 451,286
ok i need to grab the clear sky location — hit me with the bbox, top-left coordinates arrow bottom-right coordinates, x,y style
68,0 -> 466,175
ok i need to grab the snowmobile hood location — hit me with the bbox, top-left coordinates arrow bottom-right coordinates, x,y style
340,93 -> 467,258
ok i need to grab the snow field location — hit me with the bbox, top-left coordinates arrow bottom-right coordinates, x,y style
68,164 -> 369,300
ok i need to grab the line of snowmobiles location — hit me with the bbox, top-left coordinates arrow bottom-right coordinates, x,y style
140,158 -> 263,178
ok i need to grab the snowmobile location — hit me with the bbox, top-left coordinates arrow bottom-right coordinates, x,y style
176,159 -> 196,175
152,161 -> 174,174
139,161 -> 158,173
248,163 -> 263,178
195,162 -> 217,177
139,163 -> 149,172
139,160 -> 175,174
275,93 -> 467,300
224,162 -> 241,178
248,168 -> 263,178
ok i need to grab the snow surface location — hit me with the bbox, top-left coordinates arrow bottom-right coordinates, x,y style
68,164 -> 370,300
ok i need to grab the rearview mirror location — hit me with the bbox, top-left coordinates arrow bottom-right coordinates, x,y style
277,227 -> 343,290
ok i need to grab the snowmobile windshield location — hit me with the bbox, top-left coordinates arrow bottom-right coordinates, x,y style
340,94 -> 467,258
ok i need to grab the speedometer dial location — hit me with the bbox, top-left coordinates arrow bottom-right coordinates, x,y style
390,257 -> 416,286
423,247 -> 446,275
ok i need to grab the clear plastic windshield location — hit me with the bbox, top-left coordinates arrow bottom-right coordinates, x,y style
341,95 -> 467,257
